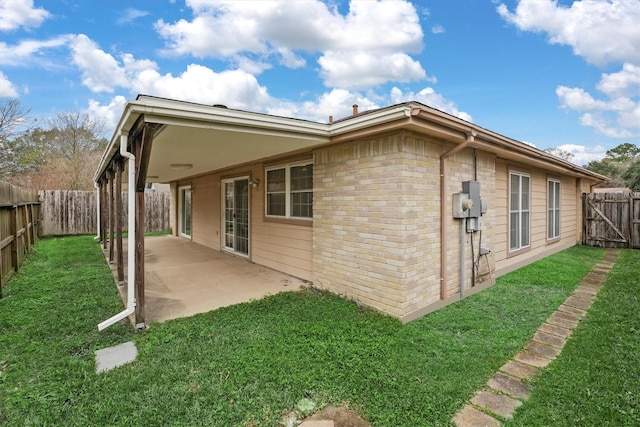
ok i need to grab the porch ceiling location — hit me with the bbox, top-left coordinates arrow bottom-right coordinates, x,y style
141,124 -> 328,183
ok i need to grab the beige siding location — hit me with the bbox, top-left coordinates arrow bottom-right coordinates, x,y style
494,162 -> 585,277
191,174 -> 220,250
251,160 -> 313,281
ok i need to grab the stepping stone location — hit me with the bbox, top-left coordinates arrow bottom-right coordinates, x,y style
557,304 -> 587,318
471,390 -> 522,419
547,314 -> 578,330
299,422 -> 334,427
514,351 -> 552,368
526,341 -> 561,359
552,310 -> 582,323
539,322 -> 573,339
564,295 -> 592,310
95,341 -> 137,373
487,372 -> 530,399
453,405 -> 500,427
533,330 -> 566,348
500,360 -> 539,380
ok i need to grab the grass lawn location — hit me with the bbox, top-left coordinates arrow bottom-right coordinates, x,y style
505,249 -> 640,427
1,236 -> 626,426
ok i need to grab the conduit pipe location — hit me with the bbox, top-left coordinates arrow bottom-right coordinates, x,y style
460,218 -> 466,298
439,131 -> 476,300
98,133 -> 136,331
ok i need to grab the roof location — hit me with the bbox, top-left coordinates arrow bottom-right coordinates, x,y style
94,95 -> 607,184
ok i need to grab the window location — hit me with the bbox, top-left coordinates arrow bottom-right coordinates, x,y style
266,162 -> 313,219
509,172 -> 530,252
547,179 -> 561,240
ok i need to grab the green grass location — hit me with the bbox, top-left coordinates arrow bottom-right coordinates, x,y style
0,237 -> 609,426
505,249 -> 640,427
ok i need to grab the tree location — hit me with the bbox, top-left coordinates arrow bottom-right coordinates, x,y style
0,98 -> 30,141
0,99 -> 33,179
46,112 -> 109,190
544,147 -> 575,163
604,143 -> 640,163
622,158 -> 640,191
585,142 -> 640,188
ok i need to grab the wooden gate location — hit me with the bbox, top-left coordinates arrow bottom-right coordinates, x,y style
583,192 -> 640,248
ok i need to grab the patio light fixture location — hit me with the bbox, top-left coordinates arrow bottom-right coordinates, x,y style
170,163 -> 193,171
250,178 -> 260,187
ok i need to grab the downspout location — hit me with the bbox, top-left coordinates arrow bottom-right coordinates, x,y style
94,182 -> 100,240
439,131 -> 476,300
98,133 -> 136,331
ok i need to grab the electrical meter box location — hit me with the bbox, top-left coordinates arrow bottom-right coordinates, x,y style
452,192 -> 470,218
462,180 -> 481,218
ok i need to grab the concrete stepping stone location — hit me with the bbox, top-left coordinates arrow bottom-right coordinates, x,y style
547,314 -> 578,329
533,330 -> 566,349
453,405 -> 500,427
514,351 -> 552,368
526,341 -> 561,359
557,304 -> 587,318
500,360 -> 539,380
487,372 -> 530,399
538,322 -> 573,339
564,295 -> 592,310
471,390 -> 522,419
95,341 -> 137,373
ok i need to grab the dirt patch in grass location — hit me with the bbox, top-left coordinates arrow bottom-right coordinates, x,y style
304,406 -> 372,427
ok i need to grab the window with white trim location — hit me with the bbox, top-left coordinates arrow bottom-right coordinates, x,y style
266,162 -> 313,219
509,171 -> 530,251
547,178 -> 561,240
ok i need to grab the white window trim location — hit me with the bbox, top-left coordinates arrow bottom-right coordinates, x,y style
509,171 -> 530,253
265,161 -> 313,220
547,178 -> 561,240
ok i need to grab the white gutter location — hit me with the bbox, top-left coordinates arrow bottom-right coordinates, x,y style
98,133 -> 136,331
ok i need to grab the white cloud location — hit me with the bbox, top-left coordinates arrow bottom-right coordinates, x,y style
0,36 -> 70,67
155,0 -> 426,89
0,0 -> 50,32
319,51 -> 427,89
497,0 -> 640,67
389,86 -> 473,122
0,70 -> 18,97
85,96 -> 127,135
499,1 -> 640,141
597,63 -> 640,98
554,143 -> 608,165
117,8 -> 150,26
69,34 -> 157,93
431,25 -> 445,34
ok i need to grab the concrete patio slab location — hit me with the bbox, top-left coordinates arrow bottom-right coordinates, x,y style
95,341 -> 137,373
111,235 -> 307,323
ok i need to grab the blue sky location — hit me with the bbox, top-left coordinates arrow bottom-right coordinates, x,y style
1,0 -> 638,165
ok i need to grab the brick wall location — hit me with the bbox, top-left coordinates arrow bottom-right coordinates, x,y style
313,131 -> 445,318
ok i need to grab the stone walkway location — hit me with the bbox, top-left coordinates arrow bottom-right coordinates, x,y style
453,249 -> 620,427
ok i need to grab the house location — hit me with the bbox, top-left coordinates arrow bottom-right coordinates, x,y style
94,95 -> 606,330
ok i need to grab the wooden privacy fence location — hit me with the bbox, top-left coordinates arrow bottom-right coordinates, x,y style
583,192 -> 640,248
0,182 -> 40,297
39,190 -> 170,236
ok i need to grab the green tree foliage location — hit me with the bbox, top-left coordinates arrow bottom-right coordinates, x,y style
584,142 -> 640,189
622,159 -> 640,191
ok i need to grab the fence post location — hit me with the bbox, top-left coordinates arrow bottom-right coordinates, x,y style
10,204 -> 18,273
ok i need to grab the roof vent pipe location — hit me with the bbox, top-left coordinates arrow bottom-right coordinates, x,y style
329,115 -> 333,124
352,104 -> 358,115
